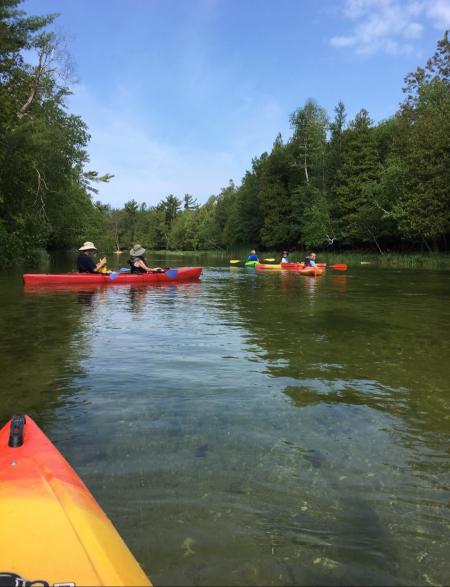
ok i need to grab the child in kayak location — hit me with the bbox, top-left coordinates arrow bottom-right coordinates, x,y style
77,242 -> 108,273
247,249 -> 259,261
129,244 -> 163,273
281,251 -> 290,263
304,252 -> 317,267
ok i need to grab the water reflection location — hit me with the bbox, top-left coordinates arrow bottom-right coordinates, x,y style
206,267 -> 450,585
329,274 -> 348,295
0,265 -> 449,586
76,289 -> 100,306
127,286 -> 149,314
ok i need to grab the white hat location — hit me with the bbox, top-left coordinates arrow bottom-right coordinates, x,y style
130,244 -> 146,256
79,241 -> 97,251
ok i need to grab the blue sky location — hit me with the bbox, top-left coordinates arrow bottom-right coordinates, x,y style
25,0 -> 450,207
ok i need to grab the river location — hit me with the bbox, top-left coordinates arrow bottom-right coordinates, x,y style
0,255 -> 449,586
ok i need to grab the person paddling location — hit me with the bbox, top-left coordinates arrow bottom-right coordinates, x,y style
77,242 -> 108,273
281,251 -> 290,263
129,245 -> 163,273
247,249 -> 259,262
304,252 -> 317,267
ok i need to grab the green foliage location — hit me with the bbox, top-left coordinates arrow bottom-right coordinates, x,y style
392,36 -> 450,248
290,99 -> 328,187
1,6 -> 448,264
0,0 -> 112,267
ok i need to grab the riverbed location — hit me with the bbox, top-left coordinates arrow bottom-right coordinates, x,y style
0,257 -> 449,586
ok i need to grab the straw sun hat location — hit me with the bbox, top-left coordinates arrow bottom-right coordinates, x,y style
130,244 -> 146,256
79,241 -> 97,251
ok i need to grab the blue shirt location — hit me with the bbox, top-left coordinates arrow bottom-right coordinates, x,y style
304,257 -> 316,267
247,254 -> 258,261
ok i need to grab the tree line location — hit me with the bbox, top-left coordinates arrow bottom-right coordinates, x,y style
0,0 -> 112,267
1,1 -> 449,268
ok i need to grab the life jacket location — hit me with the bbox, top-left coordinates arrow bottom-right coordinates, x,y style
129,256 -> 146,273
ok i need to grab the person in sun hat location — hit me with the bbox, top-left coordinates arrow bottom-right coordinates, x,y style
77,241 -> 108,273
129,244 -> 163,273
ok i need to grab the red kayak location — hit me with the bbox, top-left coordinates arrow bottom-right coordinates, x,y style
23,267 -> 202,286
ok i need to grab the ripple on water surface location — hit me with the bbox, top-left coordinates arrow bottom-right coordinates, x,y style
0,265 -> 449,586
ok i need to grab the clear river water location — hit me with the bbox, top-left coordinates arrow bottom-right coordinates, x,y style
0,255 -> 449,586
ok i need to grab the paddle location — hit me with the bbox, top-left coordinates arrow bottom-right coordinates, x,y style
230,259 -> 241,264
263,258 -> 276,262
329,264 -> 348,271
165,269 -> 178,278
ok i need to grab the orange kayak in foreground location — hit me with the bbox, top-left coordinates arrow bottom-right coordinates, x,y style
0,416 -> 151,586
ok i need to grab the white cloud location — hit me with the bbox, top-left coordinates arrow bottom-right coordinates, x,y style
426,0 -> 450,28
68,84 -> 285,208
330,36 -> 357,47
330,0 -> 450,55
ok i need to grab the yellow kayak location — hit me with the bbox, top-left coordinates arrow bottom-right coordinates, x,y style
255,263 -> 282,270
0,415 -> 151,586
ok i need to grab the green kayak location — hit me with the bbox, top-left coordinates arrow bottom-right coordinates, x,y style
244,260 -> 258,267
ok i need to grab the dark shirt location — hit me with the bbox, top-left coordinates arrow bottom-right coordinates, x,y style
304,256 -> 316,267
129,255 -> 148,273
77,253 -> 97,273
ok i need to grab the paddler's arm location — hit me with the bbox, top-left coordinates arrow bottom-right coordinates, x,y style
95,257 -> 107,272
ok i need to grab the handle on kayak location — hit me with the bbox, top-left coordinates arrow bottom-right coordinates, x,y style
9,415 -> 26,448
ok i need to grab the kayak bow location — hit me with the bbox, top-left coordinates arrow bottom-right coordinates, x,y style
0,415 -> 151,586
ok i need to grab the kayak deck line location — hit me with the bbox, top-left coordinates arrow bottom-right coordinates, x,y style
0,416 -> 151,586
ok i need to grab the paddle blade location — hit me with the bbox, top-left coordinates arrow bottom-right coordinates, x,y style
165,269 -> 178,278
329,264 -> 348,271
230,260 -> 241,264
119,267 -> 131,273
263,258 -> 275,262
109,272 -> 120,280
